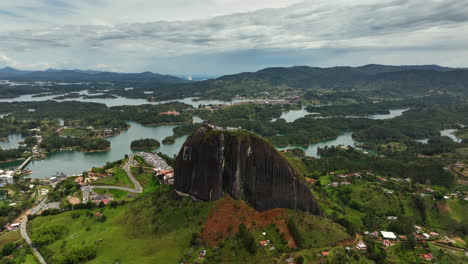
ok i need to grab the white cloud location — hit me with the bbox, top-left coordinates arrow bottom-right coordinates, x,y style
0,0 -> 467,73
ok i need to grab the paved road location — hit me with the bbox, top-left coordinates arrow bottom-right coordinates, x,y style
123,154 -> 143,192
20,154 -> 145,263
20,198 -> 48,264
82,155 -> 143,203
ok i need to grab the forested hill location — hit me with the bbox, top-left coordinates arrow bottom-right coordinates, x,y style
0,67 -> 190,84
213,64 -> 468,88
191,64 -> 468,99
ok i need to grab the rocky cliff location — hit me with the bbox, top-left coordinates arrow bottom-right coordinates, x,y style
174,125 -> 322,215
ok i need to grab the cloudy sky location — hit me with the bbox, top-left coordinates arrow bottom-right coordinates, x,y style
0,0 -> 467,75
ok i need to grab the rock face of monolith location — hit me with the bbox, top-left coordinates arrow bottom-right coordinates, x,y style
174,125 -> 321,215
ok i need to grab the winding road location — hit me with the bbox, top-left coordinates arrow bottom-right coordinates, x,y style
21,154 -> 145,263
82,154 -> 143,203
20,196 -> 50,264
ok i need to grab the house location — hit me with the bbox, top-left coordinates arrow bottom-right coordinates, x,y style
382,240 -> 392,247
306,178 -> 316,184
6,223 -> 20,231
429,232 -> 439,237
422,233 -> 431,239
199,249 -> 206,259
74,177 -> 83,185
399,235 -> 407,240
259,240 -> 269,246
380,231 -> 397,240
355,242 -> 367,250
341,181 -> 351,185
415,234 -> 426,240
321,251 -> 330,257
420,253 -> 433,261
94,212 -> 103,218
387,216 -> 398,220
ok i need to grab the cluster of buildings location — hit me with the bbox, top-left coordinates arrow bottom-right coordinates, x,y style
81,172 -> 111,185
0,170 -> 14,185
155,169 -> 174,185
89,192 -> 112,205
137,152 -> 173,184
137,152 -> 174,185
49,172 -> 68,184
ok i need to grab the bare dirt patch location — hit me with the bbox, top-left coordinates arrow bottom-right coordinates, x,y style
437,202 -> 451,213
68,197 -> 81,205
202,196 -> 296,248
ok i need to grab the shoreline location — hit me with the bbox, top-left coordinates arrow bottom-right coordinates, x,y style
143,120 -> 193,126
130,146 -> 160,150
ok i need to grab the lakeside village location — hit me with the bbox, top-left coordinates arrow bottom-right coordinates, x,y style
0,151 -> 174,231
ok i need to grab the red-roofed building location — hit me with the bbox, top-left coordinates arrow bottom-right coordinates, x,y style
159,111 -> 180,116
420,253 -> 433,261
306,178 -> 316,184
382,240 -> 392,247
259,240 -> 269,246
321,251 -> 329,257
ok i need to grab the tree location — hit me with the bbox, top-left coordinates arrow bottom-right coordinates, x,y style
288,218 -> 304,248
238,224 -> 257,254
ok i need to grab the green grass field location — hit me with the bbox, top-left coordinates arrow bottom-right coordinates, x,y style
131,167 -> 155,188
22,254 -> 39,264
28,187 -> 213,264
0,230 -> 21,248
93,168 -> 134,188
0,231 -> 39,264
456,148 -> 468,157
92,189 -> 135,201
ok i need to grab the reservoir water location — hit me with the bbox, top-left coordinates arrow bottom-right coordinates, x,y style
277,132 -> 357,158
0,122 -> 185,178
440,129 -> 462,143
0,134 -> 25,150
415,129 -> 463,144
345,109 -> 409,119
0,92 -> 252,108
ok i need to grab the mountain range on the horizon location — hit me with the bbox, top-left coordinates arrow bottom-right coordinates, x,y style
0,64 -> 467,83
0,67 -> 191,84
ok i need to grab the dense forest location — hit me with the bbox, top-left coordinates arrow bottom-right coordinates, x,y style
40,134 -> 110,152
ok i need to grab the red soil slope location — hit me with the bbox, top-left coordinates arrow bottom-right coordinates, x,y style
202,196 -> 297,248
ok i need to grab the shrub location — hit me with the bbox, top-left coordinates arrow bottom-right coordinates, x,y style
238,224 -> 257,254
288,218 -> 304,248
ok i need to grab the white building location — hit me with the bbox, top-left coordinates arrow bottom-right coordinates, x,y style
355,242 -> 367,250
380,231 -> 397,240
0,170 -> 14,184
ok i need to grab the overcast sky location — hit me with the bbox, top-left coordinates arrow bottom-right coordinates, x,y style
0,0 -> 467,75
